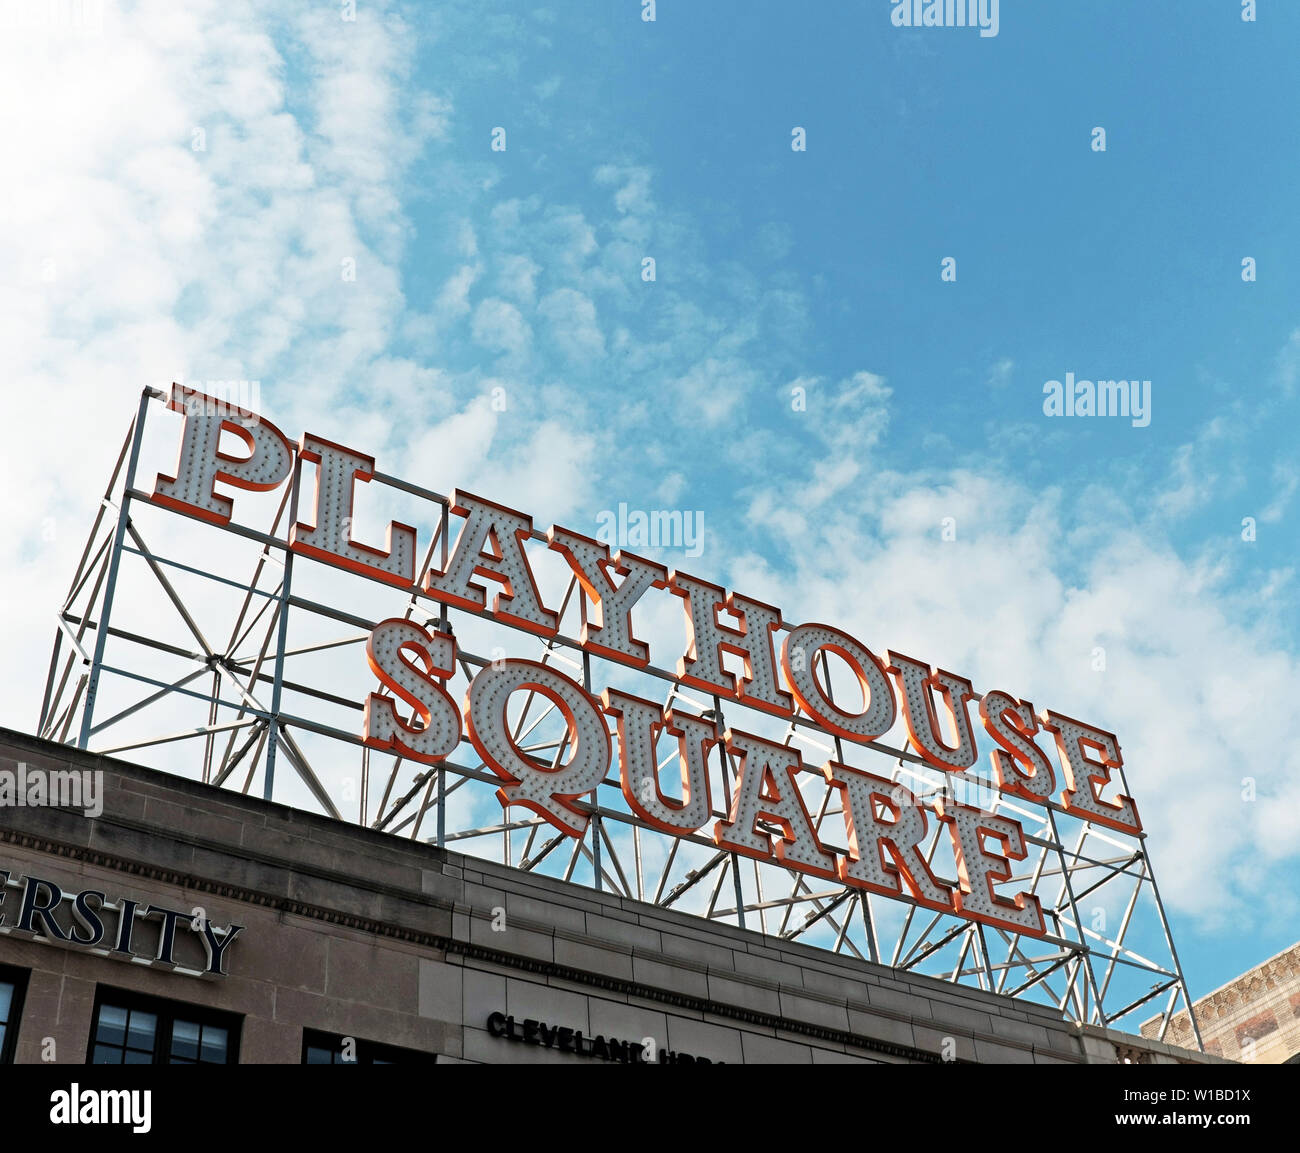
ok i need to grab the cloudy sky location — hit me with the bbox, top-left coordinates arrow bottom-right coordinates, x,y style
2,0 -> 1297,1002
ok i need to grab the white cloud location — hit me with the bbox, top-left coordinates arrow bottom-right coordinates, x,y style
1155,416 -> 1238,519
537,287 -> 605,363
673,357 -> 755,426
987,357 -> 1014,388
5,0 -> 1298,954
729,407 -> 1300,925
1261,460 -> 1299,524
0,0 -> 474,743
474,418 -> 600,525
471,296 -> 532,359
594,164 -> 653,217
401,394 -> 501,495
657,471 -> 686,505
433,263 -> 479,325
823,370 -> 892,451
1273,327 -> 1300,396
496,253 -> 540,306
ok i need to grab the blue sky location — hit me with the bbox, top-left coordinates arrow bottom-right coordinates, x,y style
382,1 -> 1300,602
3,1 -> 1298,1008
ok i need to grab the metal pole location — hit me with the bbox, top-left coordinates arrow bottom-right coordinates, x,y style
712,693 -> 746,931
584,648 -> 601,892
437,499 -> 449,850
39,630 -> 64,737
860,891 -> 881,966
1047,808 -> 1106,1024
264,450 -> 302,801
78,388 -> 153,750
1144,840 -> 1205,1050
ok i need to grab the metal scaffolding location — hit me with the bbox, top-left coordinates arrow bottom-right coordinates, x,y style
37,387 -> 1202,1050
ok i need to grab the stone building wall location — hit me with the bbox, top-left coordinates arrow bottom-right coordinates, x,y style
0,729 -> 1219,1065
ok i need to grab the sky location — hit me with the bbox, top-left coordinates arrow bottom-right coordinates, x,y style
1,0 -> 1297,1007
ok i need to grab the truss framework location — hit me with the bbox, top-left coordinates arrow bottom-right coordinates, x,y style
35,388 -> 1202,1049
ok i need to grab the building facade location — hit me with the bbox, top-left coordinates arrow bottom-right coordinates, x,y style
0,729 -> 1216,1065
1143,942 -> 1300,1064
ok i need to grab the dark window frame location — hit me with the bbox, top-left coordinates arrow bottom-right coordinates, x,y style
0,964 -> 30,1065
301,1028 -> 436,1065
89,985 -> 241,1065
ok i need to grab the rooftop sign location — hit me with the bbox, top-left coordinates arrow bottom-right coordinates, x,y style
139,384 -> 1150,942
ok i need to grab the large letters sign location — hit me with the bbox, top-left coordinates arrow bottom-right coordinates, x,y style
0,868 -> 242,977
146,386 -> 1148,941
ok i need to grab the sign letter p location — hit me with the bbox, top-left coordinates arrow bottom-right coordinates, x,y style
152,384 -> 293,525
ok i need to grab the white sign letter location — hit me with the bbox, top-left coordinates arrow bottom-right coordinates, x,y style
426,492 -> 558,636
714,730 -> 836,878
1040,710 -> 1141,833
548,527 -> 667,666
669,573 -> 793,716
466,660 -> 610,836
153,384 -> 292,525
886,652 -> 978,771
978,690 -> 1056,801
362,618 -> 461,764
291,435 -> 417,586
936,798 -> 1045,936
781,623 -> 896,742
603,688 -> 717,834
822,763 -> 955,912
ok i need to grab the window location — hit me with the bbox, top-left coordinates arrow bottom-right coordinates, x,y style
302,1029 -> 435,1065
0,965 -> 30,1064
90,988 -> 240,1065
